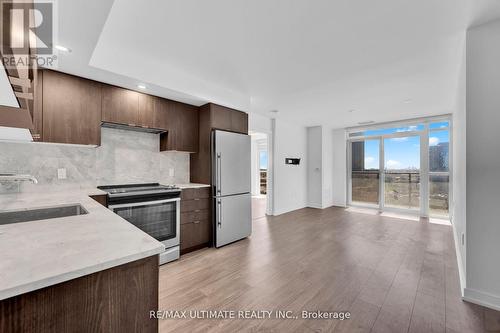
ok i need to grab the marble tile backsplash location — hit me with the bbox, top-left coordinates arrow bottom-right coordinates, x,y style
0,127 -> 189,194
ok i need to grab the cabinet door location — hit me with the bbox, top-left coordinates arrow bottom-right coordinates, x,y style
138,93 -> 155,128
153,97 -> 170,130
231,111 -> 248,134
210,104 -> 233,131
176,103 -> 199,152
102,85 -> 139,126
180,220 -> 210,252
42,70 -> 102,145
155,97 -> 178,150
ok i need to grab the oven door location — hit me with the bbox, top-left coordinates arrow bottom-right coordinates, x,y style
109,198 -> 180,249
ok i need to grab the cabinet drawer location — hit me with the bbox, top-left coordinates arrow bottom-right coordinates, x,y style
181,187 -> 210,200
180,198 -> 210,212
181,209 -> 210,225
180,219 -> 210,251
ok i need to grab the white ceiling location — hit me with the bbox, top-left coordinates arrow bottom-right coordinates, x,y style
54,0 -> 500,128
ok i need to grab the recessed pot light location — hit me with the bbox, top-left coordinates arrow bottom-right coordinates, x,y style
270,110 -> 279,114
54,45 -> 71,52
137,84 -> 146,90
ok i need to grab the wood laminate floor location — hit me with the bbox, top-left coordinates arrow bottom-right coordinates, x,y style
252,196 -> 267,219
159,207 -> 500,333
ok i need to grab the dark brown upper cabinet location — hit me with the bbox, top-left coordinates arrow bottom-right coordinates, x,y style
138,93 -> 155,128
34,69 -> 201,151
189,103 -> 248,184
209,103 -> 248,134
101,85 -> 140,127
230,109 -> 248,134
153,97 -> 175,133
210,103 -> 233,131
160,101 -> 199,152
42,70 -> 102,145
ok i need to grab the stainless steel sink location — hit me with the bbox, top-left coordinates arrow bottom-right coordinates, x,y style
0,204 -> 88,225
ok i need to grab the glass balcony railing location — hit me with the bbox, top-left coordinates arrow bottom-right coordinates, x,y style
351,171 -> 449,216
384,172 -> 420,210
351,171 -> 379,205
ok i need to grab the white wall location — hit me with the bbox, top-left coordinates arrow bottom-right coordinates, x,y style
250,138 -> 260,195
305,126 -> 335,209
273,119 -> 308,215
452,33 -> 467,293
332,129 -> 347,207
249,112 -> 272,133
307,126 -> 323,208
465,19 -> 500,310
322,128 -> 334,208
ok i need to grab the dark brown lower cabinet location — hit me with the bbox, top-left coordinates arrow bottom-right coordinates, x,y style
180,220 -> 211,254
89,194 -> 108,207
0,256 -> 159,333
180,188 -> 211,254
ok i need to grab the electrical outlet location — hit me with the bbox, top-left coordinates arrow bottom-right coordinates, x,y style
57,168 -> 67,180
169,168 -> 175,177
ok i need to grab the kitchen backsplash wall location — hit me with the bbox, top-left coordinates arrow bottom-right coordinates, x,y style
0,127 -> 189,194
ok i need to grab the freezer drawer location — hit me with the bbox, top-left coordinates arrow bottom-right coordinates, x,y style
215,193 -> 252,247
213,130 -> 251,196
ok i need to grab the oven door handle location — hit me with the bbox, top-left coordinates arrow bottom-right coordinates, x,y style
109,197 -> 180,209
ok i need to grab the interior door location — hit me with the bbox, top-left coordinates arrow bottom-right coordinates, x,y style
215,193 -> 252,247
214,130 -> 251,196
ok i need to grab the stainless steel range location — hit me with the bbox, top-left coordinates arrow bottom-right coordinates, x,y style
98,183 -> 181,265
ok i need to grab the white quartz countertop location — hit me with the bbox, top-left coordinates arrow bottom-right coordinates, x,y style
177,183 -> 210,189
0,189 -> 165,300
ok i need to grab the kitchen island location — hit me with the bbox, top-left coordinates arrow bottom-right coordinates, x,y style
0,188 -> 164,332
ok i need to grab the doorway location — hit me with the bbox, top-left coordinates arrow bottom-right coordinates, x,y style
347,117 -> 451,218
250,132 -> 268,219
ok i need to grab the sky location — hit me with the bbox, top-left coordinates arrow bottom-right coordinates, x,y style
260,151 -> 268,169
363,126 -> 449,170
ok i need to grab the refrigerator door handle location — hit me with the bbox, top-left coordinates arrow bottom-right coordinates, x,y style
217,199 -> 222,228
216,153 -> 222,195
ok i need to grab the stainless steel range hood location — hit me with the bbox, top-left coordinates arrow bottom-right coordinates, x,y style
101,122 -> 166,134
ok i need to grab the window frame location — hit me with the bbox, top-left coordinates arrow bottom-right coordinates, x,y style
346,115 -> 452,218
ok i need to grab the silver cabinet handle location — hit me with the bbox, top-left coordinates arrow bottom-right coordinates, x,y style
217,199 -> 222,228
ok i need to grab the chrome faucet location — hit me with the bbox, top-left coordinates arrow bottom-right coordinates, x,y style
0,174 -> 38,184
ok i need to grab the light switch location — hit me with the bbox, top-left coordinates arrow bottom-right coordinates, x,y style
169,168 -> 175,177
57,168 -> 67,180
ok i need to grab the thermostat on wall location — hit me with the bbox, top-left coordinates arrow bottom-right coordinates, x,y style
285,158 -> 301,165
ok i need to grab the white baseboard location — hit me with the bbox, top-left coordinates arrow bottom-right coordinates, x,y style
272,204 -> 307,216
331,204 -> 347,208
307,203 -> 323,209
464,288 -> 500,311
451,222 -> 466,297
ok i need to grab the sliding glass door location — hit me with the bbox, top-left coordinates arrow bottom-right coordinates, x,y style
348,118 -> 451,218
428,123 -> 450,217
383,135 -> 420,211
350,139 -> 380,206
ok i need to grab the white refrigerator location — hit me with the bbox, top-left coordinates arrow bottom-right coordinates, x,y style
212,130 -> 252,248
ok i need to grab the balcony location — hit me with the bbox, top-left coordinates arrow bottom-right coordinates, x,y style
351,171 -> 449,215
